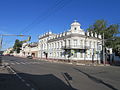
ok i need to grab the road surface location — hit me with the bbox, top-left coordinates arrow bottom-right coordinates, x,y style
1,56 -> 120,90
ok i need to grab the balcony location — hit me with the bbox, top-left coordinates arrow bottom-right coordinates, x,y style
62,45 -> 90,50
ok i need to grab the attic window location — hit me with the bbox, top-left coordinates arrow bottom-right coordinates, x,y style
74,27 -> 77,30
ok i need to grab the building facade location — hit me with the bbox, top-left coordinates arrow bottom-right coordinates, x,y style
38,21 -> 102,64
21,42 -> 38,58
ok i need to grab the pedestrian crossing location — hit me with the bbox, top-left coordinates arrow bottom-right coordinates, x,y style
9,61 -> 45,65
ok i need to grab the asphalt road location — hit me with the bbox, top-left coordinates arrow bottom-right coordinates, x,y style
1,56 -> 120,90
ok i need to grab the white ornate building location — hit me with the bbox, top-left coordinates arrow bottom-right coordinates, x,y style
38,21 -> 102,64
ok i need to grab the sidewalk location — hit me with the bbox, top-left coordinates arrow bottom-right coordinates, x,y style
37,58 -> 110,66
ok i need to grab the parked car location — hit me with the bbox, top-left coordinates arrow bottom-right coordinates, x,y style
27,56 -> 33,59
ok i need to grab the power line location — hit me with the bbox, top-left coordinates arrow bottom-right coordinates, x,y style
20,0 -> 63,34
20,0 -> 73,35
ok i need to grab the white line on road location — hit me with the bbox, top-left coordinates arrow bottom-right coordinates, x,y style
7,66 -> 16,74
26,83 -> 30,87
21,79 -> 25,82
11,63 -> 15,65
21,62 -> 26,64
16,62 -> 20,64
6,65 -> 36,90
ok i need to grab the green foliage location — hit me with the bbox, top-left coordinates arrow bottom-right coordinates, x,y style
10,50 -> 13,54
87,20 -> 120,56
13,39 -> 23,53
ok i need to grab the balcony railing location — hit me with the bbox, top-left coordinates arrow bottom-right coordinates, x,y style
61,45 -> 90,49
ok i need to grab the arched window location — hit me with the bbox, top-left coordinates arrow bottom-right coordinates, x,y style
68,40 -> 70,47
74,27 -> 77,30
61,41 -> 63,48
58,42 -> 59,49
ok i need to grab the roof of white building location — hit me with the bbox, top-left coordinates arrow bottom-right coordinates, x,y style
71,20 -> 81,26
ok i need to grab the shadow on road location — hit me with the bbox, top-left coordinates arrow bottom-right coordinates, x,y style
0,73 -> 29,90
19,73 -> 77,90
74,68 -> 118,90
0,72 -> 77,90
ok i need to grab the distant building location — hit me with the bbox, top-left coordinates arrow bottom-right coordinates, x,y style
38,21 -> 102,64
3,47 -> 13,55
21,42 -> 38,58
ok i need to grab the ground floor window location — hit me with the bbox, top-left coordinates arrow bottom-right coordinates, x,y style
57,52 -> 59,57
73,53 -> 77,58
80,50 -> 83,58
60,52 -> 62,57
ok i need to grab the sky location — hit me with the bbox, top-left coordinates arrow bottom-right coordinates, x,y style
0,0 -> 120,50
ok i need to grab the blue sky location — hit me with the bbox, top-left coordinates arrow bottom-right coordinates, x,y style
0,0 -> 120,50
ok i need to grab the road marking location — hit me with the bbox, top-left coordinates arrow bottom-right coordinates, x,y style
16,62 -> 20,64
7,66 -> 16,74
11,63 -> 15,65
16,74 -> 22,79
26,83 -> 30,87
21,79 -> 25,82
6,65 -> 36,90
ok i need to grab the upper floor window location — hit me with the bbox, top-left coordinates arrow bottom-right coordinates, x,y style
61,41 -> 63,47
74,39 -> 77,46
68,40 -> 70,46
52,43 -> 54,48
74,27 -> 77,30
80,40 -> 83,45
58,42 -> 59,49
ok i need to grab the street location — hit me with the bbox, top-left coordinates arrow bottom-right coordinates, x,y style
0,56 -> 120,90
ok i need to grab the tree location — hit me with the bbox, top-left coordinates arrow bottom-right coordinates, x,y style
87,20 -> 120,56
13,39 -> 23,53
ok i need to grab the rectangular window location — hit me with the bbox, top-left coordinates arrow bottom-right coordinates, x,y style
55,43 -> 57,49
80,50 -> 83,58
74,53 -> 77,58
52,43 -> 54,49
68,40 -> 70,47
74,39 -> 77,47
61,41 -> 63,48
58,42 -> 59,49
90,51 -> 92,58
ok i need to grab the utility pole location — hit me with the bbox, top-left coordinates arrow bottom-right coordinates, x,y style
103,33 -> 106,65
0,35 -> 3,66
0,35 -> 3,51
